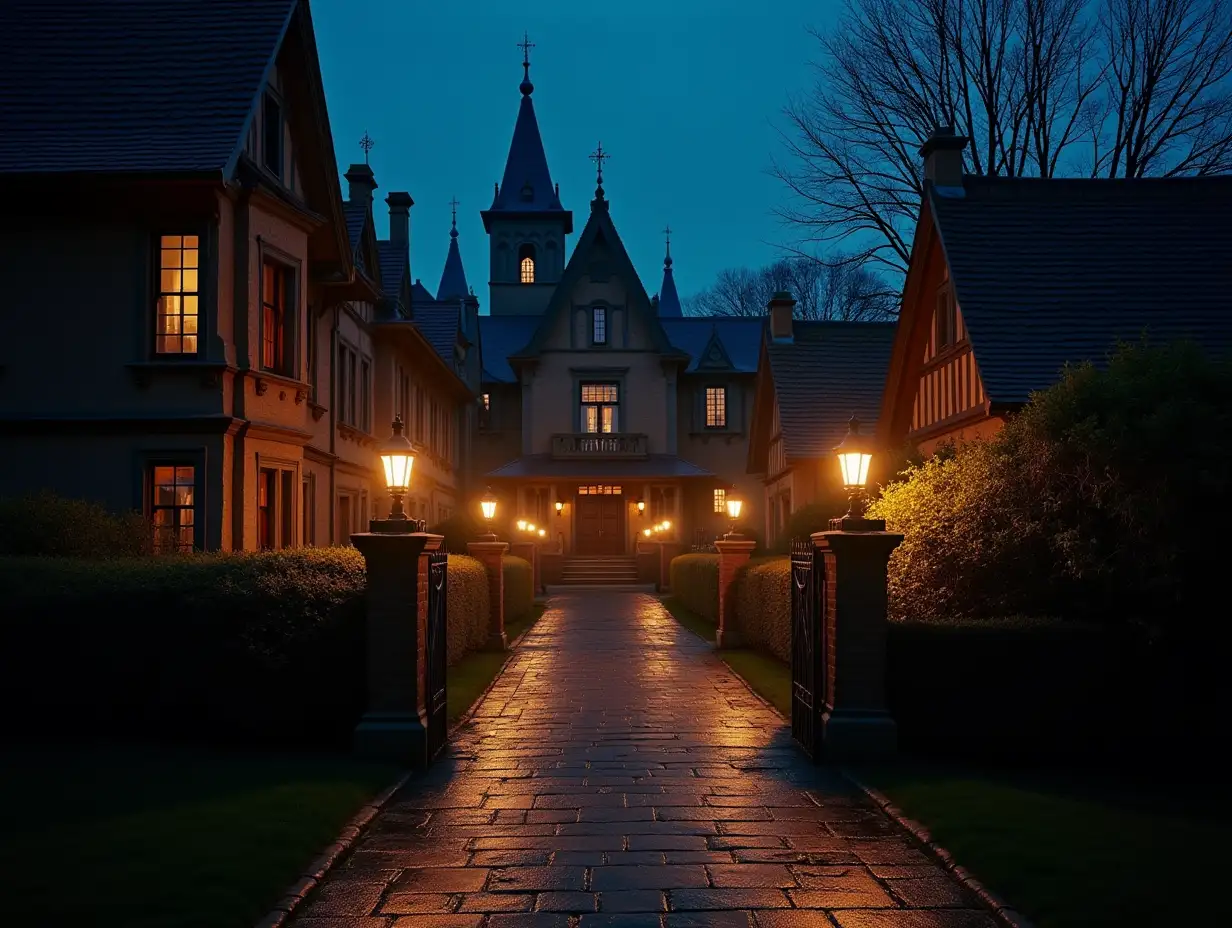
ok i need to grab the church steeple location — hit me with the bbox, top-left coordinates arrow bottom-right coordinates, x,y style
481,33 -> 571,230
657,225 -> 682,317
482,34 -> 573,316
437,197 -> 470,301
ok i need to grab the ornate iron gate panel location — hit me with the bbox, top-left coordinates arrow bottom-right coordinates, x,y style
425,549 -> 448,762
790,538 -> 825,760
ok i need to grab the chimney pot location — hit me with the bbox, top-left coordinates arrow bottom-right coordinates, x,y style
768,290 -> 796,342
344,162 -> 378,206
919,127 -> 969,191
386,191 -> 413,249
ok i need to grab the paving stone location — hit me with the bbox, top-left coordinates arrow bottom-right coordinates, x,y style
290,594 -> 996,928
591,865 -> 710,891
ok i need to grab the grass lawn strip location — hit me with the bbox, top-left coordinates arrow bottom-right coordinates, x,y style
661,594 -> 1226,928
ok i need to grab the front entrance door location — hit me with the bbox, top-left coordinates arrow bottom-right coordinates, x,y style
576,494 -> 624,555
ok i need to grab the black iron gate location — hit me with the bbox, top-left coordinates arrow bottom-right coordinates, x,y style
425,549 -> 448,762
790,538 -> 826,760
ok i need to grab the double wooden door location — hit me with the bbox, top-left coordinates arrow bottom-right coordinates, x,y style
575,494 -> 624,555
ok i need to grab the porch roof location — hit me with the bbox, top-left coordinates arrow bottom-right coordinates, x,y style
486,454 -> 714,480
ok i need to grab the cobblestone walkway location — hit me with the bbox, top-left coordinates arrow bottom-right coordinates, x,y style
292,592 -> 998,928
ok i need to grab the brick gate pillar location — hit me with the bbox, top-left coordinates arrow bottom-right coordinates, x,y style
715,537 -> 756,648
350,530 -> 435,765
811,527 -> 903,760
467,540 -> 510,650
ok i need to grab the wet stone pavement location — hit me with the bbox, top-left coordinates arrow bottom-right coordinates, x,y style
292,592 -> 999,928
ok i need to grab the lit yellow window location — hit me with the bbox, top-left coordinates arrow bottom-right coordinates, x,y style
520,256 -> 535,283
714,487 -> 726,513
151,465 -> 196,552
156,235 -> 200,354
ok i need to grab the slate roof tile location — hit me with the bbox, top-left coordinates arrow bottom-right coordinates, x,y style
0,0 -> 295,175
767,322 -> 897,460
413,302 -> 460,363
932,176 -> 1232,403
479,315 -> 541,383
487,454 -> 713,479
343,201 -> 368,250
661,318 -> 764,373
377,241 -> 407,301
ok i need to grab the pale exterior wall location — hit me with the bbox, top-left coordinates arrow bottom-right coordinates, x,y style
677,375 -> 758,544
918,414 -> 1006,456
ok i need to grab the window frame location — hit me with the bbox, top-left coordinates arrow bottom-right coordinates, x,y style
936,284 -> 958,350
258,248 -> 298,378
704,385 -> 728,429
152,232 -> 204,358
592,306 -> 608,346
579,381 -> 620,434
147,460 -> 201,554
518,243 -> 536,284
713,487 -> 727,514
255,455 -> 298,550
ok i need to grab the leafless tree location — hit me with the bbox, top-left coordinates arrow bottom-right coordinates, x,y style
775,0 -> 1232,277
684,256 -> 898,321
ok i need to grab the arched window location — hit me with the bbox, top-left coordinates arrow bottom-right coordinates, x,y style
518,243 -> 536,284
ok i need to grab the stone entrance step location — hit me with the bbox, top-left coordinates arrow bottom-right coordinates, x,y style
560,556 -> 639,585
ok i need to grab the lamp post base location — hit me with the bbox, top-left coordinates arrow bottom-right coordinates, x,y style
828,515 -> 886,532
369,517 -> 427,535
354,709 -> 430,766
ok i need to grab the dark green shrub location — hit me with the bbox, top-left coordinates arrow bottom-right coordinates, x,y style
502,555 -> 534,624
429,513 -> 484,553
733,556 -> 790,660
0,547 -> 367,746
0,492 -> 149,557
669,553 -> 718,622
447,554 -> 489,663
776,502 -> 846,551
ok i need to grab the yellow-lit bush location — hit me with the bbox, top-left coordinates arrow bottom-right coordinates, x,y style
447,554 -> 489,663
502,555 -> 534,625
733,557 -> 791,660
669,553 -> 719,622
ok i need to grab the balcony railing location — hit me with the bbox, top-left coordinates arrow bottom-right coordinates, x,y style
551,432 -> 649,459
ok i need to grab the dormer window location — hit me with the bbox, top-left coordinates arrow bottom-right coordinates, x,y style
518,243 -> 535,283
592,306 -> 607,345
262,92 -> 283,179
937,284 -> 957,349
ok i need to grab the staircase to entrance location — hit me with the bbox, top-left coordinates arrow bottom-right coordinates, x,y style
558,554 -> 639,586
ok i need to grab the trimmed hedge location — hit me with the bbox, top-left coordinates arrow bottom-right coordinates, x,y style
0,492 -> 149,557
429,513 -> 484,554
733,557 -> 791,660
447,554 -> 489,664
503,555 -> 534,624
0,546 -> 497,747
669,553 -> 718,622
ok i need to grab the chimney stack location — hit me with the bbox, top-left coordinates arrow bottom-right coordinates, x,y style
344,162 -> 377,206
919,126 -> 969,191
769,291 -> 796,342
386,191 -> 413,250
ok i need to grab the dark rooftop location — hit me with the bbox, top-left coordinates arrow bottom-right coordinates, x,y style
766,321 -> 897,460
0,0 -> 295,175
933,175 -> 1232,403
487,454 -> 714,480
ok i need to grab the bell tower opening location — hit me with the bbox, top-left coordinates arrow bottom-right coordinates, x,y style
519,244 -> 536,283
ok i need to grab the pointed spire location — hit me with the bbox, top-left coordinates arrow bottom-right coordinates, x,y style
437,199 -> 470,301
482,34 -> 571,233
657,224 -> 682,317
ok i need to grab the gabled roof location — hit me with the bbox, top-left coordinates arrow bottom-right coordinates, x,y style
413,302 -> 462,363
928,175 -> 1232,403
411,280 -> 436,302
343,201 -> 368,249
0,0 -> 296,175
437,225 -> 470,301
480,61 -> 572,233
514,200 -> 683,361
660,318 -> 763,373
756,322 -> 897,463
478,315 -> 541,383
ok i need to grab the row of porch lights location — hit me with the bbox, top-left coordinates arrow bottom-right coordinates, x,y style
375,414 -> 876,536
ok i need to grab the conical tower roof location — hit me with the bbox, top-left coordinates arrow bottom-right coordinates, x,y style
436,202 -> 470,301
657,227 -> 682,317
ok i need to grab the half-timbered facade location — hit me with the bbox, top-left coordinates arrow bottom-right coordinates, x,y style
879,128 -> 1232,455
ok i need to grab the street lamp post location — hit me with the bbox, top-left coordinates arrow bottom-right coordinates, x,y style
479,488 -> 499,542
724,491 -> 744,539
371,416 -> 421,533
832,415 -> 881,531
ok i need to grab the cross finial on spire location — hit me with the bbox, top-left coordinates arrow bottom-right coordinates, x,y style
449,197 -> 460,228
589,142 -> 610,184
359,132 -> 375,164
518,31 -> 535,94
663,224 -> 673,267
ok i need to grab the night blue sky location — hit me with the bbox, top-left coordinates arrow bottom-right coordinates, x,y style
313,0 -> 841,307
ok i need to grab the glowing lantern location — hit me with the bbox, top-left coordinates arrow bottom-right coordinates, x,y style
378,416 -> 415,520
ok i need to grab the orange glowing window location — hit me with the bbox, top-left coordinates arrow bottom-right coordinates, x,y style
151,465 -> 196,553
156,235 -> 199,354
